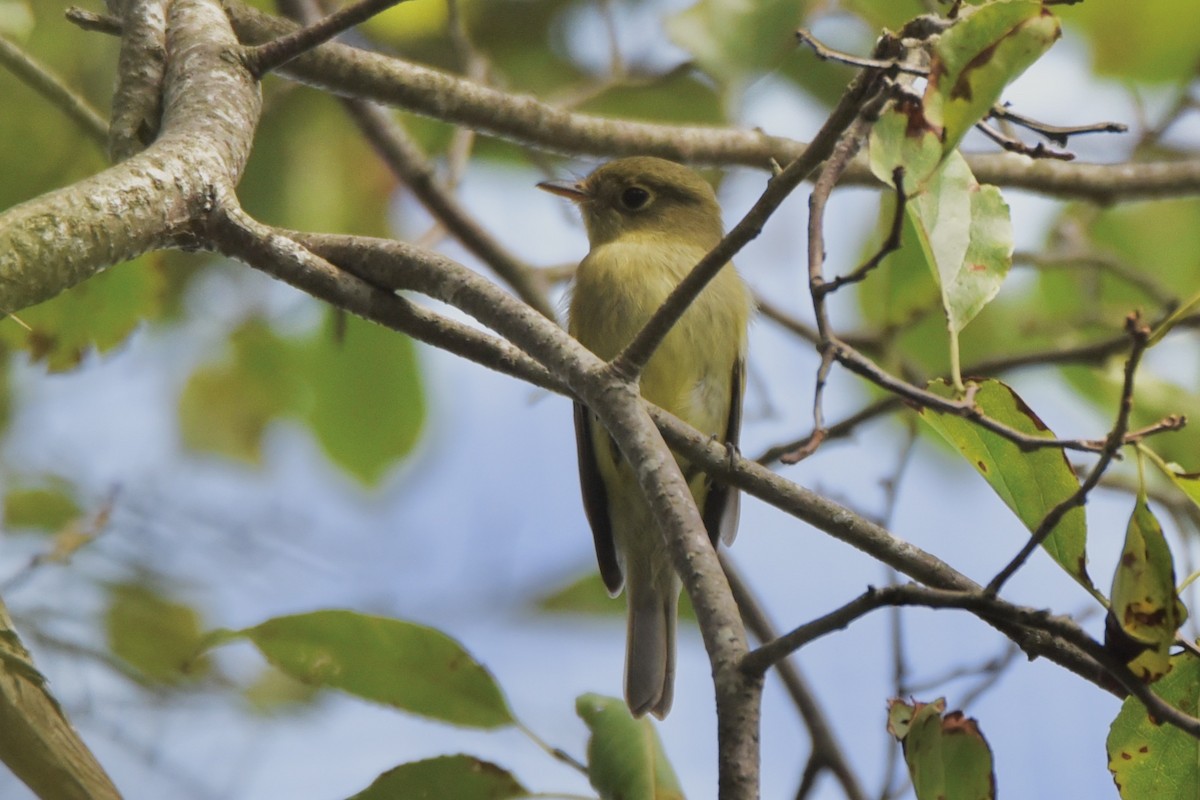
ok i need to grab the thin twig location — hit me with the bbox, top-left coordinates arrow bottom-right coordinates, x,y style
0,34 -> 108,149
817,167 -> 908,296
989,104 -> 1127,146
338,99 -> 557,319
987,312 -> 1153,594
242,0 -> 410,76
976,119 -> 1075,161
795,28 -> 928,76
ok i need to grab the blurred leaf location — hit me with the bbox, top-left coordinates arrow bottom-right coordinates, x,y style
0,0 -> 32,38
209,610 -> 515,729
0,11 -> 112,210
842,0 -> 926,30
359,0 -> 455,43
3,482 -> 80,533
241,665 -> 320,715
666,0 -> 811,83
293,312 -> 425,486
347,755 -> 527,800
579,69 -> 723,125
1061,1 -> 1200,84
0,254 -> 166,371
239,87 -> 394,236
1045,200 -> 1200,321
576,693 -> 684,800
1107,491 -> 1188,682
887,697 -> 996,800
1061,363 -> 1198,475
178,318 -> 302,465
179,312 -> 424,484
1108,651 -> 1200,798
920,378 -> 1098,598
472,0 -> 582,94
105,582 -> 210,684
925,1 -> 1060,158
537,571 -> 696,621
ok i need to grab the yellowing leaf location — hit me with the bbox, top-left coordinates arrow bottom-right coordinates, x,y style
1107,493 -> 1188,682
1108,651 -> 1200,798
920,379 -> 1098,598
888,698 -> 995,800
204,610 -> 515,729
576,693 -> 684,800
925,0 -> 1061,157
348,755 -> 526,800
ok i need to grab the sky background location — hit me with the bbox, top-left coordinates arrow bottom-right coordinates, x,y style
1,7 -> 1198,800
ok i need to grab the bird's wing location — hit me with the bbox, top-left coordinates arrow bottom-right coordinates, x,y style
574,402 -> 625,595
702,356 -> 744,547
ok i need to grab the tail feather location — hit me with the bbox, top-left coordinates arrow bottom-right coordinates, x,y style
624,581 -> 678,719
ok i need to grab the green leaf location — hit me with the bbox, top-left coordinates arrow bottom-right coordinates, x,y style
868,100 -> 945,191
888,697 -> 995,800
537,571 -> 696,621
105,582 -> 210,684
920,378 -> 1097,597
1108,652 -> 1200,798
909,152 -> 1013,335
0,254 -> 165,372
1062,0 -> 1200,84
576,693 -> 684,800
3,483 -> 80,533
179,311 -> 425,484
347,755 -> 527,800
210,610 -> 514,729
241,666 -> 320,715
666,0 -> 811,83
1108,492 -> 1188,682
925,0 -> 1061,158
293,312 -> 425,486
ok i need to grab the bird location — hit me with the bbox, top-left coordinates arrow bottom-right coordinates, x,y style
539,157 -> 751,718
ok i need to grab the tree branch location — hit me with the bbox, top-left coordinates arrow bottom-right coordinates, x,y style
221,1 -> 1200,202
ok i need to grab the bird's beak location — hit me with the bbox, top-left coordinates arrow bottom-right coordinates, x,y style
537,179 -> 589,202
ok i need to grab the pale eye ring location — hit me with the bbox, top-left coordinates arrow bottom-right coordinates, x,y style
620,186 -> 650,210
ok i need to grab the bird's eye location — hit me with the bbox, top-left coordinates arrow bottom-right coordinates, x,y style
620,186 -> 651,210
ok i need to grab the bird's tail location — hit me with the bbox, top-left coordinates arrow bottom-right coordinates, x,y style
624,578 -> 678,719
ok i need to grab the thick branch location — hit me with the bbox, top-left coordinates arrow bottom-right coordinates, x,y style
0,0 -> 260,313
0,597 -> 121,799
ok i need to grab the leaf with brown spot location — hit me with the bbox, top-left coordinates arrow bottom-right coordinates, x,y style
888,698 -> 995,800
1108,652 -> 1200,797
920,378 -> 1098,599
1107,492 -> 1188,682
924,0 -> 1061,158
